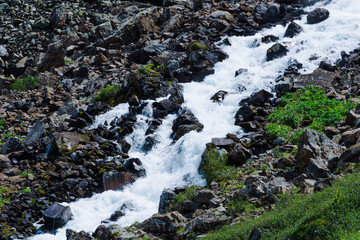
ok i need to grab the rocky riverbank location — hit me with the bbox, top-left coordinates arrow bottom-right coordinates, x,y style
1,0 -> 359,239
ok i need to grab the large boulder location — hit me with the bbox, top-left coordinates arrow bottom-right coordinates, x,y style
0,137 -> 24,155
153,99 -> 181,119
102,171 -> 135,191
295,129 -> 343,172
37,41 -> 65,72
43,203 -> 72,230
247,89 -> 274,107
307,8 -> 329,24
284,21 -> 303,38
266,43 -> 288,61
25,120 -> 45,145
291,69 -> 336,89
158,188 -> 176,214
339,143 -> 360,163
171,110 -> 204,141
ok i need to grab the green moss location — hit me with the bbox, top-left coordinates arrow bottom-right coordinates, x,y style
205,172 -> 360,240
0,118 -> 5,130
190,41 -> 208,51
10,76 -> 38,91
94,84 -> 120,103
266,85 -> 355,144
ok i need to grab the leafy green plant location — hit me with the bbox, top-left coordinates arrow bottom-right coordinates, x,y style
226,198 -> 256,217
94,84 -> 120,103
205,172 -> 360,240
21,171 -> 33,178
136,63 -> 160,76
10,76 -> 38,91
0,118 -> 4,130
266,85 -> 355,143
22,188 -> 31,194
64,56 -> 74,65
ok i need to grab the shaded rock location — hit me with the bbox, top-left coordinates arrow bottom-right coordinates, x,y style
265,177 -> 291,195
261,35 -> 279,44
341,128 -> 360,147
153,99 -> 181,119
102,171 -> 135,191
110,201 -> 135,221
50,8 -> 67,29
123,158 -> 146,178
307,8 -> 329,24
295,129 -> 343,170
211,138 -> 234,149
171,110 -> 204,141
194,189 -> 215,204
37,41 -> 65,72
267,43 -> 288,61
306,158 -> 330,179
228,143 -> 252,167
182,200 -> 201,212
0,155 -> 11,169
44,203 -> 72,230
248,228 -> 263,240
193,0 -> 203,11
247,89 -> 274,107
345,110 -> 360,127
235,68 -> 248,77
284,21 -> 303,38
235,105 -> 257,123
25,120 -> 45,145
339,143 -> 360,163
138,211 -> 186,236
210,90 -> 228,103
159,188 -> 176,214
0,137 -> 24,155
254,3 -> 284,24
93,225 -> 136,240
324,126 -> 340,139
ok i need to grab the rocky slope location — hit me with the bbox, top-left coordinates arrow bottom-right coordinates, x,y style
1,0 -> 360,239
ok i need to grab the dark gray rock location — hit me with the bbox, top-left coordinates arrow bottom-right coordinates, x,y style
307,8 -> 329,24
284,21 -> 303,38
37,41 -> 65,72
228,143 -> 252,167
235,105 -> 257,123
44,203 -> 72,230
110,201 -> 135,221
267,43 -> 288,61
0,137 -> 24,155
159,188 -> 176,214
211,138 -> 234,148
171,110 -> 203,141
194,189 -> 215,204
25,120 -> 45,145
66,229 -> 93,240
339,143 -> 360,163
210,90 -> 228,103
247,89 -> 274,107
102,171 -> 135,191
123,158 -> 146,178
306,158 -> 330,179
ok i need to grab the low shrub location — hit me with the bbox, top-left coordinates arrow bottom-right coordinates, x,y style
10,76 -> 38,91
94,84 -> 120,103
170,185 -> 200,211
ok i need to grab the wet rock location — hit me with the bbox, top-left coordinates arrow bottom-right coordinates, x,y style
295,129 -> 343,170
102,171 -> 135,191
284,21 -> 303,38
171,110 -> 204,141
261,35 -> 279,44
25,120 -> 45,145
44,203 -> 72,230
307,8 -> 330,24
254,3 -> 284,24
110,201 -> 135,221
66,229 -> 93,240
138,211 -> 186,237
210,90 -> 228,103
266,43 -> 288,61
0,137 -> 24,155
37,41 -> 65,72
153,99 -> 181,119
123,158 -> 146,178
159,188 -> 176,214
235,105 -> 257,123
235,68 -> 248,77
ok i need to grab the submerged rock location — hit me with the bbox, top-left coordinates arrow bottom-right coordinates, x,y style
307,8 -> 330,24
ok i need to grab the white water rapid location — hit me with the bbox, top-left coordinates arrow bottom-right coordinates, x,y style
32,0 -> 360,239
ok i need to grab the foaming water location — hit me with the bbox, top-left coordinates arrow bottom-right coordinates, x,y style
32,0 -> 360,239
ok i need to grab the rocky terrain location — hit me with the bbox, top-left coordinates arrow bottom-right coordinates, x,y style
1,0 -> 360,239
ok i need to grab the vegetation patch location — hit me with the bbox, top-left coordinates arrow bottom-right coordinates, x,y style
135,63 -> 161,76
94,84 -> 120,103
266,85 -> 355,144
10,76 -> 38,91
170,185 -> 200,211
205,172 -> 360,240
0,118 -> 5,130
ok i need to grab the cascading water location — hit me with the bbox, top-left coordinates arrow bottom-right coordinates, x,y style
32,0 -> 360,238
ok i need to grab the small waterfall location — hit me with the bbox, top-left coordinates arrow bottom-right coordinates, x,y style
32,0 -> 360,238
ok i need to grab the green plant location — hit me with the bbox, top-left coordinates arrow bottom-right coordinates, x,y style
170,185 -> 200,211
22,188 -> 31,194
205,172 -> 360,240
10,76 -> 38,91
21,171 -> 33,178
136,63 -> 160,76
266,85 -> 355,143
0,118 -> 5,130
94,84 -> 120,103
64,56 -> 74,65
190,41 -> 208,51
226,198 -> 256,217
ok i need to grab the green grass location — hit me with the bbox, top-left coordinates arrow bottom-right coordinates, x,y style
205,172 -> 360,240
94,84 -> 120,103
169,185 -> 200,211
0,118 -> 4,130
10,76 -> 38,91
266,85 -> 355,144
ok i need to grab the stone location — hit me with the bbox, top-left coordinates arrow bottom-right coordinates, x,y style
341,128 -> 360,147
171,110 -> 204,141
324,126 -> 340,139
295,129 -> 343,170
292,69 -> 336,89
138,211 -> 186,236
267,43 -> 288,61
211,138 -> 234,148
228,143 -> 252,167
193,189 -> 215,204
153,99 -> 181,119
110,201 -> 135,221
0,155 -> 11,169
235,105 -> 257,123
339,143 -> 360,163
247,89 -> 274,107
210,90 -> 228,103
37,41 -> 65,72
307,8 -> 330,24
123,158 -> 146,178
43,203 -> 72,230
235,68 -> 248,77
0,45 -> 7,57
193,0 -> 203,11
261,35 -> 279,44
159,188 -> 176,214
102,171 -> 135,191
306,158 -> 330,179
0,137 -> 24,155
66,229 -> 93,240
284,21 -> 303,38
25,120 -> 44,145
182,200 -> 201,212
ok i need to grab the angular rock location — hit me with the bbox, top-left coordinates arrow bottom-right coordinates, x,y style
295,129 -> 343,170
110,201 -> 135,221
228,143 -> 252,166
25,120 -> 45,145
267,43 -> 288,61
37,41 -> 65,72
171,110 -> 204,141
153,99 -> 181,119
292,69 -> 336,89
235,68 -> 248,77
235,105 -> 257,123
211,138 -> 234,149
306,158 -> 330,179
159,188 -> 176,214
0,137 -> 24,155
247,89 -> 274,107
123,158 -> 146,178
66,229 -> 93,240
341,128 -> 360,147
339,143 -> 360,163
0,155 -> 11,169
284,21 -> 303,38
307,8 -> 330,24
210,90 -> 228,103
102,171 -> 135,191
44,203 -> 72,230
193,189 -> 215,204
